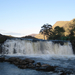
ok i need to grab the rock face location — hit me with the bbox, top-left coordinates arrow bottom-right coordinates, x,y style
71,39 -> 75,54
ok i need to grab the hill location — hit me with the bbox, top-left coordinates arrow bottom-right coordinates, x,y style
53,18 -> 75,36
35,33 -> 47,40
35,18 -> 75,39
53,18 -> 75,28
27,34 -> 37,37
0,34 -> 14,43
22,35 -> 37,39
52,21 -> 69,29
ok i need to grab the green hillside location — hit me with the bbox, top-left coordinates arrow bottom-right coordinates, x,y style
35,18 -> 75,39
53,18 -> 75,36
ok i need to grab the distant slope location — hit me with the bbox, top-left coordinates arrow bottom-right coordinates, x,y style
22,35 -> 37,39
27,34 -> 37,37
21,34 -> 38,39
35,33 -> 47,40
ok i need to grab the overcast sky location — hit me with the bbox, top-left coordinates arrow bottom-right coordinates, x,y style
0,0 -> 75,37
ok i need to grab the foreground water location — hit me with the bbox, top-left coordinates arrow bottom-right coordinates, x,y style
0,54 -> 75,75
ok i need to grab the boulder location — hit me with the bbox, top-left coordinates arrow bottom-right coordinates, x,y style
4,59 -> 9,62
71,39 -> 75,54
4,57 -> 22,66
28,63 -> 35,68
8,57 -> 17,61
23,58 -> 35,63
60,72 -> 67,75
35,62 -> 41,67
13,61 -> 20,66
0,57 -> 5,62
36,64 -> 55,72
18,65 -> 28,69
8,57 -> 21,64
0,57 -> 57,72
19,61 -> 28,65
15,58 -> 22,62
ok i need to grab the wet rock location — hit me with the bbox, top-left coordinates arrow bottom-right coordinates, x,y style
8,57 -> 21,64
23,58 -> 35,63
13,61 -> 20,65
18,65 -> 28,69
60,42 -> 64,45
36,64 -> 55,72
19,60 -> 28,65
28,63 -> 35,68
0,57 -> 5,62
0,57 -> 58,72
4,59 -> 9,62
15,58 -> 22,62
60,72 -> 67,75
8,57 -> 17,61
71,39 -> 75,54
52,41 -> 64,45
35,62 -> 41,67
0,44 -> 2,54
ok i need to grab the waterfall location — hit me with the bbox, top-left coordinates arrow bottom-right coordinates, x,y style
2,39 -> 73,55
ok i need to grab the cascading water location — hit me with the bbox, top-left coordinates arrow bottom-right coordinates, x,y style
2,39 -> 73,55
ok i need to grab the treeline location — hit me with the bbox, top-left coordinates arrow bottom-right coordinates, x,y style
40,23 -> 75,41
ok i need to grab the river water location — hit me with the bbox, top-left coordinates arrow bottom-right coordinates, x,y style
0,39 -> 75,75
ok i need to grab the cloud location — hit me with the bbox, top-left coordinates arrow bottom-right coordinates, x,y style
0,29 -> 25,37
0,28 -> 39,37
4,32 -> 26,37
5,32 -> 22,35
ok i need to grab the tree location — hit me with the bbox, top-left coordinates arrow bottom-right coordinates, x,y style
40,24 -> 52,40
69,28 -> 75,37
68,19 -> 75,37
48,26 -> 65,40
54,26 -> 65,36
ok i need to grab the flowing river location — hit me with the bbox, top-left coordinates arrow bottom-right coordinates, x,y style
0,39 -> 75,75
